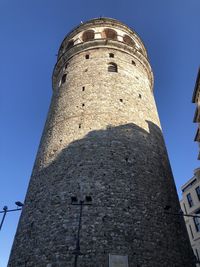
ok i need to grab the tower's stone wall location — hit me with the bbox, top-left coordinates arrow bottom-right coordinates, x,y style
8,18 -> 195,267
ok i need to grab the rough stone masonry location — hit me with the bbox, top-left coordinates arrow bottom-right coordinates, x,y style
8,18 -> 195,267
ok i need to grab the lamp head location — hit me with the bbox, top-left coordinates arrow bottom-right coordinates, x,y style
15,201 -> 24,207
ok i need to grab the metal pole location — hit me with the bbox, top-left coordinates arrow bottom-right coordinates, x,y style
0,203 -> 23,231
0,208 -> 22,214
74,200 -> 83,267
0,206 -> 8,231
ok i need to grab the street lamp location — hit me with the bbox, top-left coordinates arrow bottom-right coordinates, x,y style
71,196 -> 92,267
0,201 -> 24,231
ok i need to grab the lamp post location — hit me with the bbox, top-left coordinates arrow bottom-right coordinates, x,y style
71,196 -> 92,267
0,201 -> 24,231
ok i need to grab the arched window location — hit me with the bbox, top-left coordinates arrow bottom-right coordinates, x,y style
108,63 -> 118,73
82,30 -> 95,42
102,28 -> 117,40
64,62 -> 69,69
137,47 -> 143,54
61,74 -> 67,84
66,40 -> 74,50
123,35 -> 135,47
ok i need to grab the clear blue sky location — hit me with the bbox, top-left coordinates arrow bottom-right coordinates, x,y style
0,0 -> 200,265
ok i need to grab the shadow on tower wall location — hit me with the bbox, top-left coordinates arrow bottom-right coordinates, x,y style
8,121 -> 195,267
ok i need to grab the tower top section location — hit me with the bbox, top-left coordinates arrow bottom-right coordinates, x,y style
53,17 -> 153,90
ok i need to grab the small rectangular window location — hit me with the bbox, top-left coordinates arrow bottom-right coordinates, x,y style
196,186 -> 200,201
132,60 -> 136,66
187,193 -> 194,207
61,74 -> 67,84
108,63 -> 118,72
193,216 -> 200,232
85,54 -> 89,59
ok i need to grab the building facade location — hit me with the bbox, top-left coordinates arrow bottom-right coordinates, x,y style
179,67 -> 200,266
193,68 -> 200,159
8,18 -> 195,267
180,168 -> 200,265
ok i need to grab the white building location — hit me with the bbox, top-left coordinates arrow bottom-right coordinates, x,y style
180,168 -> 200,264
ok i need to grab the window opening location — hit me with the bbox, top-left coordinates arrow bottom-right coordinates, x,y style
82,86 -> 85,91
123,35 -> 135,47
120,99 -> 123,102
61,74 -> 67,84
82,103 -> 85,107
138,47 -> 143,54
194,216 -> 200,232
66,40 -> 74,50
82,30 -> 95,42
79,124 -> 81,129
102,28 -> 117,40
109,53 -> 114,58
196,186 -> 200,201
85,54 -> 89,59
132,60 -> 136,66
187,193 -> 193,207
108,63 -> 118,73
139,94 -> 142,98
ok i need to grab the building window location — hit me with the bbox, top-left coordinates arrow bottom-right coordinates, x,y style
196,186 -> 200,201
194,216 -> 200,232
102,28 -> 117,40
82,30 -> 95,42
61,74 -> 67,84
138,47 -> 143,54
123,34 -> 135,47
85,54 -> 89,59
66,40 -> 74,50
187,193 -> 194,207
109,53 -> 114,58
108,63 -> 118,73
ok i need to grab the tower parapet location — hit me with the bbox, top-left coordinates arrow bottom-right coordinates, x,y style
53,18 -> 153,91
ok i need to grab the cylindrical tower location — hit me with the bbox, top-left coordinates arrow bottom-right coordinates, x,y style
9,18 -> 195,267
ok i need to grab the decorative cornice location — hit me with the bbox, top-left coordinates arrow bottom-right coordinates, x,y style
52,39 -> 154,92
57,17 -> 147,59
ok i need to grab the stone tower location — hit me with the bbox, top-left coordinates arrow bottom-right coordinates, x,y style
9,18 -> 195,267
